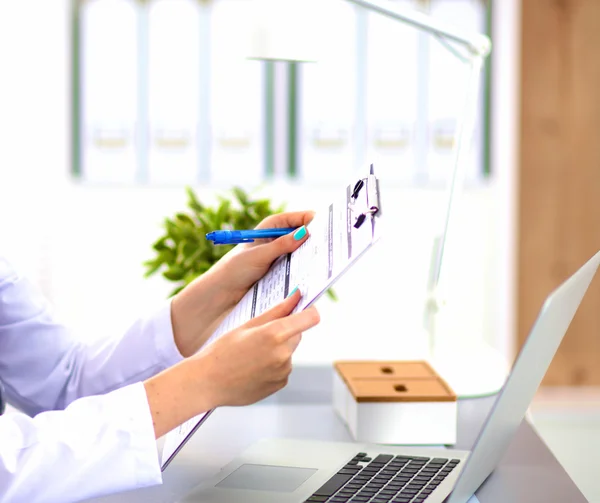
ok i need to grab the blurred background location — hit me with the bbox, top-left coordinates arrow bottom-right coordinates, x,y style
0,0 -> 598,499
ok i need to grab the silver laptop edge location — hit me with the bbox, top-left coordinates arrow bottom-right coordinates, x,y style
447,249 -> 600,503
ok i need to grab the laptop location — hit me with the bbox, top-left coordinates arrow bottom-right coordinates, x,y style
179,250 -> 600,503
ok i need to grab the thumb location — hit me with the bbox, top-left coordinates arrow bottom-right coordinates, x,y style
245,286 -> 302,328
249,225 -> 310,265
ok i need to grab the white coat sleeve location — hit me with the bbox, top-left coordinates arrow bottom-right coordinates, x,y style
0,256 -> 184,415
0,256 -> 187,501
0,382 -> 163,503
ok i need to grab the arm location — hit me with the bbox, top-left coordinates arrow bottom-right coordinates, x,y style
0,383 -> 162,503
0,289 -> 319,502
0,257 -> 183,415
0,210 -> 314,414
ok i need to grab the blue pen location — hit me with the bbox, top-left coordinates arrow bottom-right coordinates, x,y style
206,227 -> 297,245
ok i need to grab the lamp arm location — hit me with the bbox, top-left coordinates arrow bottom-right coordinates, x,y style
344,0 -> 491,57
424,55 -> 486,352
430,55 -> 485,289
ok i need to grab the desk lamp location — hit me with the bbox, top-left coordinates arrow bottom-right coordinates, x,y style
247,0 -> 507,398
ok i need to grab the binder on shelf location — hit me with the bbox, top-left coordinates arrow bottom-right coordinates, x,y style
295,1 -> 359,183
147,0 -> 200,185
208,0 -> 266,185
80,0 -> 138,183
365,0 -> 421,184
426,0 -> 486,183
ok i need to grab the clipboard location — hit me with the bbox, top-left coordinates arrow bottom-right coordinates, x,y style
161,165 -> 383,471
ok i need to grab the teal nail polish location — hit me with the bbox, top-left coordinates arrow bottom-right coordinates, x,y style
293,226 -> 307,241
287,286 -> 299,298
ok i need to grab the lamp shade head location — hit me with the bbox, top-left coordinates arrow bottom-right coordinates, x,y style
246,0 -> 330,62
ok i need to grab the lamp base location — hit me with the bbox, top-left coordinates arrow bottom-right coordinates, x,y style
427,343 -> 509,399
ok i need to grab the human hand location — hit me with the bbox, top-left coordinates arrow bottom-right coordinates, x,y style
190,287 -> 319,408
171,211 -> 314,356
144,288 -> 320,438
208,210 -> 314,304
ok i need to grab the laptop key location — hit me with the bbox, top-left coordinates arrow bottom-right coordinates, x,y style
313,474 -> 354,497
306,496 -> 328,502
338,469 -> 361,476
373,454 -> 395,464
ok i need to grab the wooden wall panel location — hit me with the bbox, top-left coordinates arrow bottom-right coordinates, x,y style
519,0 -> 600,385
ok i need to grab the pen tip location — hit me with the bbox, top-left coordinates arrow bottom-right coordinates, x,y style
370,163 -> 374,175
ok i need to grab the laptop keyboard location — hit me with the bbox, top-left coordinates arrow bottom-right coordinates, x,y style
304,453 -> 461,503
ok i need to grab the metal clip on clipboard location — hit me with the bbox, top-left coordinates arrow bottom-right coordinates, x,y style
349,164 -> 381,231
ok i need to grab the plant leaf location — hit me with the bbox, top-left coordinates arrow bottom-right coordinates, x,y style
164,218 -> 183,241
142,259 -> 162,278
186,187 -> 204,213
157,249 -> 176,266
217,199 -> 231,223
232,186 -> 249,206
163,265 -> 185,281
152,236 -> 169,252
175,213 -> 195,226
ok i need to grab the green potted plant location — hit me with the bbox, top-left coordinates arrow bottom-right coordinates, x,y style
144,186 -> 336,301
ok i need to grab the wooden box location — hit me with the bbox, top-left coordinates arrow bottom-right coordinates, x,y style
333,360 -> 457,445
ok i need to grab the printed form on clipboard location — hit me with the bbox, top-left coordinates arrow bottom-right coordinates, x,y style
161,165 -> 383,471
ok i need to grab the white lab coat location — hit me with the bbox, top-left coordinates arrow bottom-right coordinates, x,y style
0,256 -> 184,502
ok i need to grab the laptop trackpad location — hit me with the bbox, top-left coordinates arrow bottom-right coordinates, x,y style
216,464 -> 318,493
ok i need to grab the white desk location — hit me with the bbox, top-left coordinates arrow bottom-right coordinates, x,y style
85,366 -> 587,503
